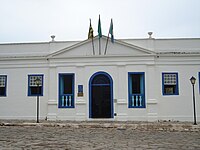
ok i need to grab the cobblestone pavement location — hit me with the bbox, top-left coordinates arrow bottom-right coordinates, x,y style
0,125 -> 200,150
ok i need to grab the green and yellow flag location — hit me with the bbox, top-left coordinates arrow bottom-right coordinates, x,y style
88,19 -> 94,39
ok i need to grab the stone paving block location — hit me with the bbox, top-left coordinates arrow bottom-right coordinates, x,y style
0,120 -> 200,149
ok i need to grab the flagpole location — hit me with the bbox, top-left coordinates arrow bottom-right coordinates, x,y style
99,38 -> 101,55
92,36 -> 95,55
104,32 -> 109,55
90,18 -> 95,55
98,15 -> 102,55
105,18 -> 114,55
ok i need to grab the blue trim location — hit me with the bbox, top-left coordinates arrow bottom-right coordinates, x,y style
128,72 -> 146,108
58,73 -> 75,108
162,72 -> 179,96
199,72 -> 200,94
28,74 -> 44,96
89,71 -> 114,118
0,75 -> 7,97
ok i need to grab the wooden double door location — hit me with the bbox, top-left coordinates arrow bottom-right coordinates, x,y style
90,72 -> 113,118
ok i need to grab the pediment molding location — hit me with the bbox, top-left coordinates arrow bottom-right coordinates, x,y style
47,35 -> 155,58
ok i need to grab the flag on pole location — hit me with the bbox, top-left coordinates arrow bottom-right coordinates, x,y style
109,19 -> 114,43
88,19 -> 94,39
104,18 -> 114,55
98,15 -> 102,38
88,19 -> 95,55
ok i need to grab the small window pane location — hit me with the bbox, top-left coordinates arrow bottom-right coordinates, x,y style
63,75 -> 73,94
164,85 -> 176,94
30,87 -> 42,95
0,87 -> 6,96
131,74 -> 141,94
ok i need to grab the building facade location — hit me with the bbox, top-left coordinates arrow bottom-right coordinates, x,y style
0,35 -> 200,121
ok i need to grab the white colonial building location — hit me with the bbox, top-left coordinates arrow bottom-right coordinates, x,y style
0,34 -> 200,121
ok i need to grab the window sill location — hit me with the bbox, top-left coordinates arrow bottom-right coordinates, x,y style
58,106 -> 75,109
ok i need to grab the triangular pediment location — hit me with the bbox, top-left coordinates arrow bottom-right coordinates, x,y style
48,36 -> 155,58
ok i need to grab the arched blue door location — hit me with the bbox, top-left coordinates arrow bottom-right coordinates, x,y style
89,72 -> 113,118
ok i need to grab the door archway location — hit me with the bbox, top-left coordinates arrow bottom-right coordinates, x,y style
89,72 -> 113,118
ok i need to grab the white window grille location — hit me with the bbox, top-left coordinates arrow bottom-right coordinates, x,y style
29,76 -> 42,87
0,76 -> 6,87
164,74 -> 177,85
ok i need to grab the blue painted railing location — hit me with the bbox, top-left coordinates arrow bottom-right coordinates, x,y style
130,94 -> 144,107
60,94 -> 73,107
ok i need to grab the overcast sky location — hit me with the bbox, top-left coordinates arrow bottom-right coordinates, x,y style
0,0 -> 200,43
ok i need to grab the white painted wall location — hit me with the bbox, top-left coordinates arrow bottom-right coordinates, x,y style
156,64 -> 200,121
0,37 -> 200,121
0,67 -> 49,120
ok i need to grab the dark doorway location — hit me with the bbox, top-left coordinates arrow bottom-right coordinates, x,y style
89,72 -> 113,118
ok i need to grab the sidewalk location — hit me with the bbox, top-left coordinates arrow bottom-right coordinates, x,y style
1,120 -> 200,132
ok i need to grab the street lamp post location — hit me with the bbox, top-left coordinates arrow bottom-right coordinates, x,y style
35,77 -> 41,123
190,76 -> 197,125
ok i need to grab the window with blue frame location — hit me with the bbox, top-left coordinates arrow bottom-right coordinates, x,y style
162,72 -> 179,95
28,75 -> 43,96
59,73 -> 74,108
128,72 -> 145,108
0,75 -> 7,97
